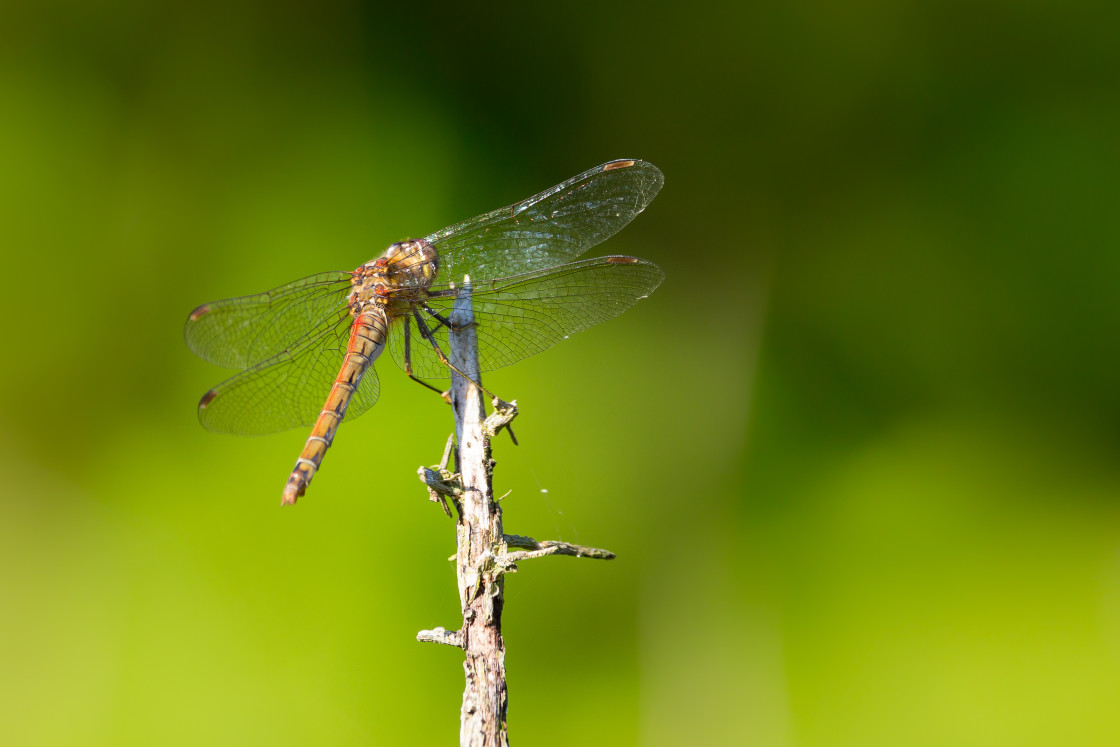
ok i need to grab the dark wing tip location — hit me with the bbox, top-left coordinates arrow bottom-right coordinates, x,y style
603,159 -> 638,171
199,389 -> 219,409
606,256 -> 640,264
188,304 -> 210,322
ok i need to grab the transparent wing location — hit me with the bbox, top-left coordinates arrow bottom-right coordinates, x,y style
197,311 -> 382,435
425,160 -> 663,283
184,271 -> 353,369
388,256 -> 664,380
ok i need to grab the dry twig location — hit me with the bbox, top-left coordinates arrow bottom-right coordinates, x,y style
415,280 -> 615,746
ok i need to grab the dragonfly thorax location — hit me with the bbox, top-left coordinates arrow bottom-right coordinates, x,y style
348,239 -> 440,319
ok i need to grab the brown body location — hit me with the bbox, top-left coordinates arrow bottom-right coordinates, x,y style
281,240 -> 439,505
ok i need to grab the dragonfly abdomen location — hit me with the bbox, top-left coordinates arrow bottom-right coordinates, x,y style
282,310 -> 388,505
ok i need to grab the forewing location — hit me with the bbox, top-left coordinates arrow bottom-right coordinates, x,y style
185,271 -> 353,369
388,256 -> 664,380
198,312 -> 382,435
425,160 -> 663,283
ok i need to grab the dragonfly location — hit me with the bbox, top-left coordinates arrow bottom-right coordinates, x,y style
185,159 -> 664,505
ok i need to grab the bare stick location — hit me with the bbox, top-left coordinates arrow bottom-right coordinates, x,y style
449,278 -> 510,746
415,276 -> 615,746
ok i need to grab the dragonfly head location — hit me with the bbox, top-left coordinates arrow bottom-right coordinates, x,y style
382,239 -> 440,290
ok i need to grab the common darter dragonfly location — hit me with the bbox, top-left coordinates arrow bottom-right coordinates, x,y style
185,159 -> 664,504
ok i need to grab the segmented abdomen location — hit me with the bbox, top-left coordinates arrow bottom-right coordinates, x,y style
282,310 -> 387,505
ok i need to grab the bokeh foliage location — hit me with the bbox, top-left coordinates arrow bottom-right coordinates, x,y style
1,1 -> 1119,745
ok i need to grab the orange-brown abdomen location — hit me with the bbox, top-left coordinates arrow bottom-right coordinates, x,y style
282,310 -> 388,505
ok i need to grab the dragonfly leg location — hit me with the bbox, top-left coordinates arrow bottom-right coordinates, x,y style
421,303 -> 473,332
403,315 -> 451,400
412,309 -> 500,402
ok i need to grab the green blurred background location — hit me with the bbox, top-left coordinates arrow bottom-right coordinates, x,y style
2,1 -> 1119,745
